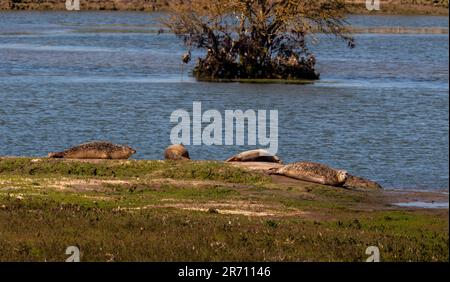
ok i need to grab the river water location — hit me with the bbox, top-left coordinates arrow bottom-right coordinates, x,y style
0,12 -> 448,189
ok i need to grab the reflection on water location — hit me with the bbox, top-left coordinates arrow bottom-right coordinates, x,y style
0,12 -> 448,190
393,202 -> 449,209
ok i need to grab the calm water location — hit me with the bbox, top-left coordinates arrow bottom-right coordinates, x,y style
0,12 -> 448,189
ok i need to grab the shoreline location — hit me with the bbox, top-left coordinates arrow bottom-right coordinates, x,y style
1,156 -> 449,193
0,2 -> 448,16
1,157 -> 448,207
0,10 -> 448,16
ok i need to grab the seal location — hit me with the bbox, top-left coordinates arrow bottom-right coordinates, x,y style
225,149 -> 282,163
344,175 -> 383,190
47,141 -> 136,159
269,161 -> 348,186
164,144 -> 190,160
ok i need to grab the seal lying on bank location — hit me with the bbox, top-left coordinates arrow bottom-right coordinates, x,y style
225,149 -> 282,163
47,141 -> 136,159
344,175 -> 383,190
269,162 -> 348,186
164,144 -> 190,160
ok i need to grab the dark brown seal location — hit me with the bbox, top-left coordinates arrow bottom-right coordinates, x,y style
47,141 -> 136,159
164,144 -> 190,160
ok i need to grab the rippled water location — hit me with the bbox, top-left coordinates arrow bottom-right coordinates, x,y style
0,12 -> 448,189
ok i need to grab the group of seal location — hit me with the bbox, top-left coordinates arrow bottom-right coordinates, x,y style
46,142 -> 381,190
225,149 -> 381,190
48,141 -> 188,161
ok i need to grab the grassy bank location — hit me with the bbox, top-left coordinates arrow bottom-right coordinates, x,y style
0,158 -> 448,261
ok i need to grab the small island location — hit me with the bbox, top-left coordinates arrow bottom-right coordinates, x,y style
163,0 -> 356,81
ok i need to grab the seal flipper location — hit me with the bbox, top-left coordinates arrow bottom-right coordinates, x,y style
225,156 -> 239,162
267,167 -> 280,175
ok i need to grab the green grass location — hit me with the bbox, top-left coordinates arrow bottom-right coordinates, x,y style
0,196 -> 446,261
0,158 -> 448,262
0,158 -> 269,184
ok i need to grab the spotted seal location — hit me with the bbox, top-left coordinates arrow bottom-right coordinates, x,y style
164,144 -> 190,160
269,161 -> 348,186
47,141 -> 136,159
225,149 -> 282,163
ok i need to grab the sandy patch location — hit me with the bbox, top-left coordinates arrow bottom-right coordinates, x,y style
229,161 -> 284,172
47,178 -> 256,192
49,179 -> 129,192
124,199 -> 306,217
